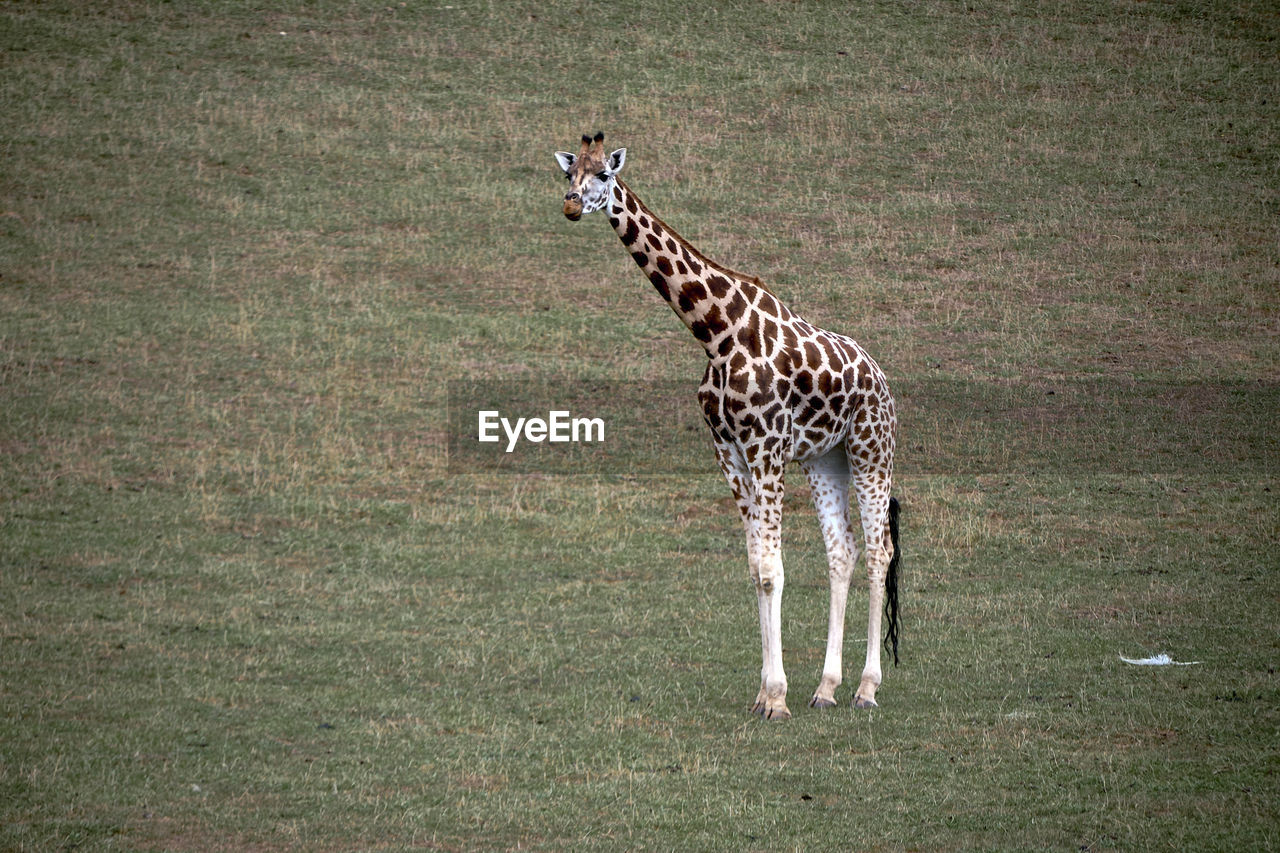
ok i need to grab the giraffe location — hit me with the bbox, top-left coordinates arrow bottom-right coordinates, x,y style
555,132 -> 901,718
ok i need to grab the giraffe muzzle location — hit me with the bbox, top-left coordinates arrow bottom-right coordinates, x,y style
563,193 -> 584,221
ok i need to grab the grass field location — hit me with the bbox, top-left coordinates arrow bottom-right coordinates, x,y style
2,0 -> 1277,849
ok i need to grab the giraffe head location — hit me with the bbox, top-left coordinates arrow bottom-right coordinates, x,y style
554,131 -> 626,221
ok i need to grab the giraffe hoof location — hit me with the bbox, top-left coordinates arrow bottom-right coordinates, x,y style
808,695 -> 838,709
853,695 -> 879,710
750,701 -> 792,720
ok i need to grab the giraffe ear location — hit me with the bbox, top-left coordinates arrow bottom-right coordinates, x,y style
607,148 -> 626,173
554,151 -> 575,174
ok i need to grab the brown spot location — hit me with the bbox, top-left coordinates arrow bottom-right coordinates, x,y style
762,317 -> 777,348
781,325 -> 798,352
655,255 -> 673,276
728,367 -> 750,395
757,292 -> 779,316
648,271 -> 670,300
622,219 -> 639,246
678,281 -> 708,314
804,341 -> 822,368
794,371 -> 813,395
647,232 -> 663,251
736,312 -> 761,354
666,238 -> 678,253
613,186 -> 624,202
724,291 -> 748,322
625,192 -> 637,213
676,260 -> 687,275
684,250 -> 702,276
691,304 -> 728,343
706,274 -> 732,299
639,215 -> 650,229
717,335 -> 735,357
823,340 -> 845,370
631,250 -> 649,267
699,386 -> 722,422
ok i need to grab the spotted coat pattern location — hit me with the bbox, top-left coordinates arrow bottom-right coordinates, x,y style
557,134 -> 898,717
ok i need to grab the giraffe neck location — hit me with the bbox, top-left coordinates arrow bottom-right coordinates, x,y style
606,179 -> 790,359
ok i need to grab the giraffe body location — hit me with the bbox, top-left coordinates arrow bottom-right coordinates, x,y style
556,133 -> 900,717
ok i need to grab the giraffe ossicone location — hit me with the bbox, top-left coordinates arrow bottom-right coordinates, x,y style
555,132 -> 901,718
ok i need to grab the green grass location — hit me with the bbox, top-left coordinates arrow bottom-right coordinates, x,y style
2,0 -> 1277,850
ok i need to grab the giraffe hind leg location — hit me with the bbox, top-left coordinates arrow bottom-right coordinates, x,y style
852,473 -> 896,710
800,448 -> 857,710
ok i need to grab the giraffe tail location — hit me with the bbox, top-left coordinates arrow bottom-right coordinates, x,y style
884,496 -> 901,667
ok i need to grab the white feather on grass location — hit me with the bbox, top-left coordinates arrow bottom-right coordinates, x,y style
1119,653 -> 1202,666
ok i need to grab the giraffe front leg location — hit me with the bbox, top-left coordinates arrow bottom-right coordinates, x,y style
749,546 -> 789,720
745,463 -> 789,721
707,431 -> 790,720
